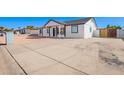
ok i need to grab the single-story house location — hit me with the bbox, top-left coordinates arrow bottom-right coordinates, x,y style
18,28 -> 40,35
40,17 -> 97,38
24,29 -> 40,35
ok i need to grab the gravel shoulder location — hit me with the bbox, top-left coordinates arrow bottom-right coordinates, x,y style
0,46 -> 25,75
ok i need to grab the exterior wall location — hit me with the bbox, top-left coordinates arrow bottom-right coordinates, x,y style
25,29 -> 39,34
45,21 -> 61,26
65,24 -> 84,38
25,29 -> 30,34
42,28 -> 49,37
50,28 -> 53,37
93,29 -> 100,37
117,29 -> 124,38
84,19 -> 97,38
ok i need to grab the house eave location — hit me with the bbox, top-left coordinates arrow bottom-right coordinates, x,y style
44,19 -> 65,27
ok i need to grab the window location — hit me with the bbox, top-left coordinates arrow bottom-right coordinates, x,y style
71,25 -> 78,33
90,27 -> 92,32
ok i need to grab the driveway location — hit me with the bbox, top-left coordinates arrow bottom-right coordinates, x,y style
1,35 -> 124,75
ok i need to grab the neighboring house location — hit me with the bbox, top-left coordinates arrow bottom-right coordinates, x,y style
18,28 -> 40,35
40,17 -> 97,38
24,29 -> 40,35
15,29 -> 26,34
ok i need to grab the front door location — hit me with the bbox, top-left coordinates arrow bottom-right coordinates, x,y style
53,28 -> 56,36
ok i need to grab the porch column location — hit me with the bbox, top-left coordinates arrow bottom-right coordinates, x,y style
41,28 -> 43,36
48,27 -> 50,37
58,26 -> 61,39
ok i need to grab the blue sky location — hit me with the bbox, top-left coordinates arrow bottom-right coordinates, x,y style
0,17 -> 124,29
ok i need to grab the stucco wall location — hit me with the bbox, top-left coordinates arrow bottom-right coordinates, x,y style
25,29 -> 30,34
45,21 -> 61,26
117,29 -> 124,38
84,19 -> 97,38
49,28 -> 53,37
25,29 -> 39,34
42,28 -> 49,37
65,24 -> 84,38
93,29 -> 100,37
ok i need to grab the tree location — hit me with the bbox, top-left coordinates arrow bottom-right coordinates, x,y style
116,26 -> 121,29
26,26 -> 34,30
11,28 -> 14,30
0,26 -> 5,31
107,24 -> 110,28
106,25 -> 121,29
3,28 -> 12,32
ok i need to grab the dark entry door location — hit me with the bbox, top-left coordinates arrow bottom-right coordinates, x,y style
53,28 -> 56,36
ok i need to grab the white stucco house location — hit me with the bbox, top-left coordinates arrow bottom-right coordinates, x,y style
40,17 -> 97,38
24,29 -> 40,35
17,28 -> 40,35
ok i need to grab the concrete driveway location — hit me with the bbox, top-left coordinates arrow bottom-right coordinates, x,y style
1,36 -> 124,75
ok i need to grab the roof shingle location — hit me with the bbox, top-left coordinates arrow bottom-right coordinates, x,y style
64,17 -> 92,25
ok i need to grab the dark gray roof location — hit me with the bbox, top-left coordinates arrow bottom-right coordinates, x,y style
64,17 -> 92,25
43,17 -> 94,27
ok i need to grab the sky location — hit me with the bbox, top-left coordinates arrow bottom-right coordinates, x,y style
0,17 -> 124,29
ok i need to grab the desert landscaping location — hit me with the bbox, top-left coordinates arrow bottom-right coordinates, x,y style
0,35 -> 124,75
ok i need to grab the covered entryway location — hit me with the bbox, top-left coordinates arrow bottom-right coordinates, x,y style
42,19 -> 66,38
53,28 -> 57,37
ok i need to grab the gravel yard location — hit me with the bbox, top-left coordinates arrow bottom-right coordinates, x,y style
1,35 -> 124,74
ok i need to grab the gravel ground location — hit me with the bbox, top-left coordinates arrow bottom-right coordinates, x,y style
1,35 -> 124,75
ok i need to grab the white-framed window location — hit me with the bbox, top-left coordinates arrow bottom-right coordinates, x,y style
71,25 -> 78,33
